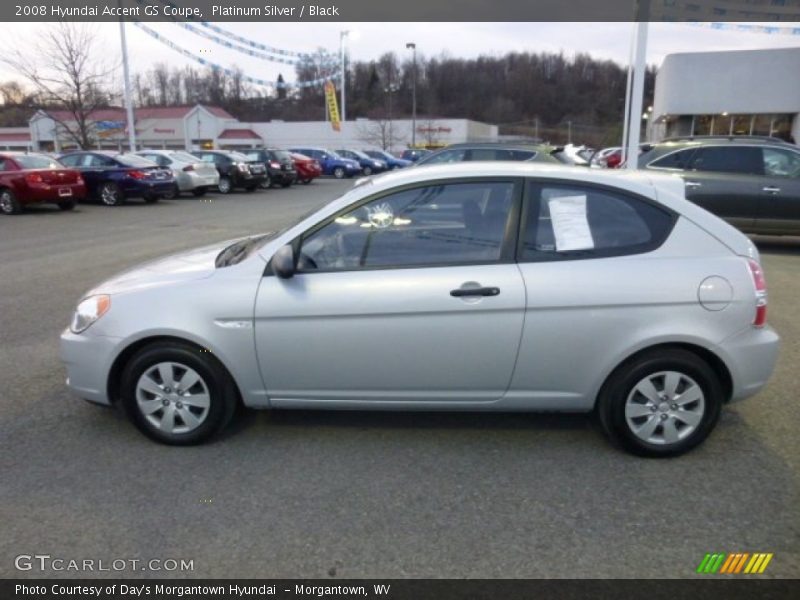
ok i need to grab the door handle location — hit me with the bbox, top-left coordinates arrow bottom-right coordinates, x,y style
763,186 -> 781,194
450,287 -> 500,298
685,181 -> 702,189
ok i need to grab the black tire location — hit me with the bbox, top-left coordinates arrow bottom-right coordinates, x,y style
362,166 -> 373,176
332,167 -> 345,179
301,179 -> 312,185
259,175 -> 272,190
57,200 -> 76,211
244,185 -> 257,192
281,181 -> 292,188
596,348 -> 723,457
120,342 -> 238,445
162,184 -> 180,200
144,194 -> 160,204
217,176 -> 232,194
0,188 -> 21,214
98,182 -> 124,206
191,187 -> 208,197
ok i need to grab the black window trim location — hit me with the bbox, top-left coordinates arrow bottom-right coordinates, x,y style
265,176 -> 524,276
516,178 -> 678,263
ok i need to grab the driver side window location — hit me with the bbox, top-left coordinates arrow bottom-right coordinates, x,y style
298,181 -> 515,271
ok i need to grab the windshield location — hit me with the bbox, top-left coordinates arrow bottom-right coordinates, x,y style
229,152 -> 251,162
326,150 -> 343,159
116,154 -> 157,168
171,151 -> 200,163
273,150 -> 292,160
366,150 -> 388,159
14,154 -> 62,169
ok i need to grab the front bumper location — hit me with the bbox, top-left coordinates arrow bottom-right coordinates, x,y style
717,325 -> 780,402
60,329 -> 121,406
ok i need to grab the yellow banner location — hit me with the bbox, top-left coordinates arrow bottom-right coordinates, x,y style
324,80 -> 341,132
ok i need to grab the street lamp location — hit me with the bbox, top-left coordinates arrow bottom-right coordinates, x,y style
339,30 -> 349,123
406,42 -> 417,148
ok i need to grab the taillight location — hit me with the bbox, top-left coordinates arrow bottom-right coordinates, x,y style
127,170 -> 148,180
269,161 -> 281,169
183,164 -> 195,172
25,173 -> 44,184
76,174 -> 84,185
747,258 -> 767,327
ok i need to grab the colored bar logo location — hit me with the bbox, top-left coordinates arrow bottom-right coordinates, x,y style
696,553 -> 773,574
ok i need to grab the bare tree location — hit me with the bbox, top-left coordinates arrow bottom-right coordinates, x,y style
357,117 -> 407,151
3,23 -> 118,148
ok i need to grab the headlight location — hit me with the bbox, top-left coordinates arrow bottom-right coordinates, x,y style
70,295 -> 111,334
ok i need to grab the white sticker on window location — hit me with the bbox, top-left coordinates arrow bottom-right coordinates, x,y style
548,195 -> 594,252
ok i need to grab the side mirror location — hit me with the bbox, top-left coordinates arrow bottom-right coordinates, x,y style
272,244 -> 296,279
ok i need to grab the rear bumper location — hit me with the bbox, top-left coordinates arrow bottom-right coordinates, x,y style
176,171 -> 219,191
60,329 -> 121,406
123,180 -> 175,197
716,326 -> 780,402
22,183 -> 87,204
268,169 -> 297,184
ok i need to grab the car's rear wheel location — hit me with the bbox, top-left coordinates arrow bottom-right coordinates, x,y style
217,177 -> 232,194
57,200 -> 76,211
0,189 -> 22,215
362,166 -> 373,176
99,182 -> 124,206
191,187 -> 207,197
596,349 -> 723,457
120,342 -> 238,445
162,184 -> 179,200
333,167 -> 345,179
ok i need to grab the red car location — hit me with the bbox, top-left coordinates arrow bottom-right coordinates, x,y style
0,152 -> 86,215
290,152 -> 322,185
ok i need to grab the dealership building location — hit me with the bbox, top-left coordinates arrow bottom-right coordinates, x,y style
0,104 -> 497,153
650,47 -> 800,143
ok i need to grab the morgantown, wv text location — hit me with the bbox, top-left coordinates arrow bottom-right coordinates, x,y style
16,583 -> 392,597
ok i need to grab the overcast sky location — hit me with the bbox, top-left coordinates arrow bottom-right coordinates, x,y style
1,21 -> 798,90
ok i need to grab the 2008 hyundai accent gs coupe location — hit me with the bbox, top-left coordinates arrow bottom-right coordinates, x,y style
60,163 -> 779,456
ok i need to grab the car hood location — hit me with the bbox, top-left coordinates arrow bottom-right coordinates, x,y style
84,238 -> 239,297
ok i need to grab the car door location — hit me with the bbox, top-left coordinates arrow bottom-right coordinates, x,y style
754,146 -> 800,235
681,145 -> 763,231
253,179 -> 527,405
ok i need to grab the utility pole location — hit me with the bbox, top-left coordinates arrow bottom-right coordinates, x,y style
406,42 -> 417,147
118,6 -> 136,152
626,0 -> 650,170
384,83 -> 399,150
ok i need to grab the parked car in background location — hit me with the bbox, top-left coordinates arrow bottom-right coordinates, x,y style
288,147 -> 361,179
334,149 -> 387,175
415,143 -> 561,166
590,147 -> 623,169
243,148 -> 297,188
58,151 -> 173,206
551,144 -> 591,166
135,150 -> 220,198
61,163 -> 779,456
401,148 -> 433,162
190,150 -> 267,194
0,152 -> 86,215
290,152 -> 322,185
362,149 -> 412,170
639,136 -> 800,235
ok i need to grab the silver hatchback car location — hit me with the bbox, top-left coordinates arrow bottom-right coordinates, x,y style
60,163 -> 779,456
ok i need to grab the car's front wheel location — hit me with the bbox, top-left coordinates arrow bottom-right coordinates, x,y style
596,349 -> 723,457
0,189 -> 22,214
217,176 -> 232,194
332,167 -> 345,179
120,342 -> 238,445
362,166 -> 373,176
99,182 -> 124,206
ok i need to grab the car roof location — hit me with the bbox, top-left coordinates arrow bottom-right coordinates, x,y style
653,135 -> 794,148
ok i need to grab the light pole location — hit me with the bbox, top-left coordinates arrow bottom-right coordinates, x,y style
406,42 -> 417,148
118,3 -> 136,151
339,30 -> 349,122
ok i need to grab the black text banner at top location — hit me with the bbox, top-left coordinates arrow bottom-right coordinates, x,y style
5,0 -> 800,22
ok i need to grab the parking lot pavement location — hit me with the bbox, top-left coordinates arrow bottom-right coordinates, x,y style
0,185 -> 798,579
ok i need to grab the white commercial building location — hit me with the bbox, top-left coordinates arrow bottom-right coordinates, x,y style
651,47 -> 800,143
13,104 -> 496,154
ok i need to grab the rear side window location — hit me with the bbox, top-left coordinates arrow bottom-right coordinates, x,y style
648,148 -> 695,170
763,147 -> 800,178
520,183 -> 674,261
689,146 -> 763,175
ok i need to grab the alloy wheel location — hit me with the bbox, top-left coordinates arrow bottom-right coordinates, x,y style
0,191 -> 13,213
101,184 -> 120,205
135,362 -> 211,434
624,370 -> 705,445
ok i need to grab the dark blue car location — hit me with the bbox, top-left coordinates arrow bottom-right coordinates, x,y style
288,147 -> 361,179
334,149 -> 388,176
362,149 -> 412,170
57,151 -> 175,206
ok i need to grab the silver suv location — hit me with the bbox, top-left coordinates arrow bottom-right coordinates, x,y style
60,163 -> 779,456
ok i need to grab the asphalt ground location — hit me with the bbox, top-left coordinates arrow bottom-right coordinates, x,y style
0,179 -> 798,579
